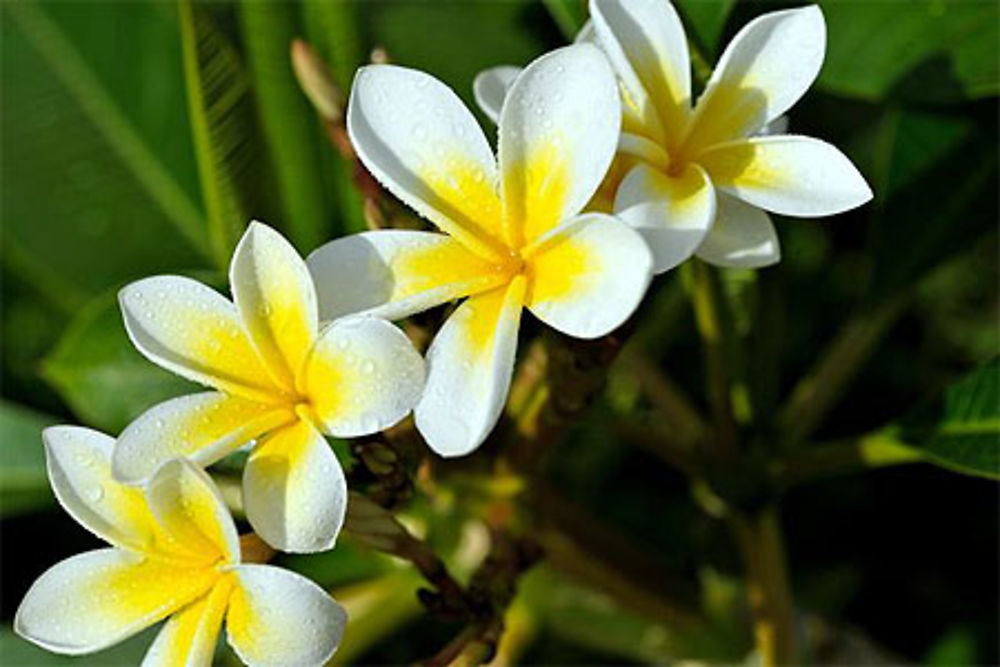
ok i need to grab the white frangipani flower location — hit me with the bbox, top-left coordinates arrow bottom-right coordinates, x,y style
477,2 -> 872,273
308,44 -> 653,458
16,427 -> 346,666
114,221 -> 425,553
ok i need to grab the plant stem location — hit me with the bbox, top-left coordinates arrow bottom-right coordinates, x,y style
732,508 -> 798,666
778,295 -> 908,443
689,261 -> 739,459
772,432 -> 925,488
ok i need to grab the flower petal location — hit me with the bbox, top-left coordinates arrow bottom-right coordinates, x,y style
15,548 -> 218,656
696,193 -> 781,268
141,578 -> 232,667
525,213 -> 652,337
347,65 -> 507,260
230,222 -> 318,391
146,459 -> 240,565
684,5 -> 825,147
307,230 -> 510,322
303,316 -> 425,438
242,421 -> 347,553
697,135 -> 873,216
113,392 -> 294,485
614,163 -> 716,273
415,278 -> 526,458
499,44 -> 620,246
119,276 -> 279,402
226,564 -> 346,666
473,65 -> 521,124
44,426 -> 167,553
590,0 -> 691,148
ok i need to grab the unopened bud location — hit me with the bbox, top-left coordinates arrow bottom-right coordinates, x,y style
291,39 -> 343,123
370,45 -> 390,65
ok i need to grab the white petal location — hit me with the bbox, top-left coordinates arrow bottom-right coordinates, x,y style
226,564 -> 347,666
119,276 -> 279,403
415,278 -> 526,457
759,115 -> 789,136
686,5 -> 825,145
696,193 -> 781,268
498,44 -> 621,245
574,19 -> 596,44
614,163 -> 716,273
113,392 -> 293,484
697,135 -> 873,216
43,426 -> 161,552
242,421 -> 347,553
473,66 -> 521,124
590,0 -> 691,147
15,548 -> 218,656
142,579 -> 231,667
347,65 -> 508,260
525,213 -> 652,337
303,316 -> 425,438
230,221 -> 318,390
307,230 -> 509,322
146,459 -> 241,565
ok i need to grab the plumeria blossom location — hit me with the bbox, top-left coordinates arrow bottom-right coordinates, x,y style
16,427 -> 346,665
307,44 -> 653,458
479,1 -> 872,273
114,221 -> 425,553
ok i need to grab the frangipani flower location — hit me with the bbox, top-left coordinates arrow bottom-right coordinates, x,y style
114,221 -> 425,552
16,427 -> 345,665
480,1 -> 872,273
307,44 -> 653,458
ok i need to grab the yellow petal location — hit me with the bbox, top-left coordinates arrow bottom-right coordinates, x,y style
230,222 -> 318,390
525,213 -> 652,338
303,317 -> 425,438
146,459 -> 241,565
142,578 -> 233,667
15,548 -> 219,656
114,392 -> 295,484
415,277 -> 526,457
119,276 -> 280,403
226,564 -> 346,666
307,230 -> 512,322
243,421 -> 347,553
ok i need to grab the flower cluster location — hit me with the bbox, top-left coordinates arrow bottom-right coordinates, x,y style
16,1 -> 870,664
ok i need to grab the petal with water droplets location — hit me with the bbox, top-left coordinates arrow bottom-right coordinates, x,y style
15,548 -> 218,656
303,316 -> 425,438
226,564 -> 346,666
242,421 -> 347,553
141,578 -> 232,667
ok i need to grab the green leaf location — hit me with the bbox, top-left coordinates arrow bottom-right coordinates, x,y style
675,0 -> 735,57
895,357 -> 1000,479
818,0 -> 999,103
865,117 -> 997,302
0,402 -> 56,517
0,626 -> 155,665
1,2 -> 210,310
178,0 -> 273,267
239,1 -> 333,250
41,292 -> 197,434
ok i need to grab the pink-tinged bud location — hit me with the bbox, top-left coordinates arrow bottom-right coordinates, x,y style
290,38 -> 342,122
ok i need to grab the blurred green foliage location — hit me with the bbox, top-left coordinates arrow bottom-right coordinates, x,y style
1,0 -> 997,664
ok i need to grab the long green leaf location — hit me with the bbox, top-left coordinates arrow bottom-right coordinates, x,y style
0,402 -> 56,517
818,0 -> 999,103
178,0 -> 272,267
2,2 -> 211,310
41,292 -> 196,434
239,1 -> 333,250
894,357 -> 1000,479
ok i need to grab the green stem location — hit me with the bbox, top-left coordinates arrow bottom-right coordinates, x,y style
689,260 -> 738,459
778,295 -> 908,444
772,433 -> 925,488
732,508 -> 798,666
